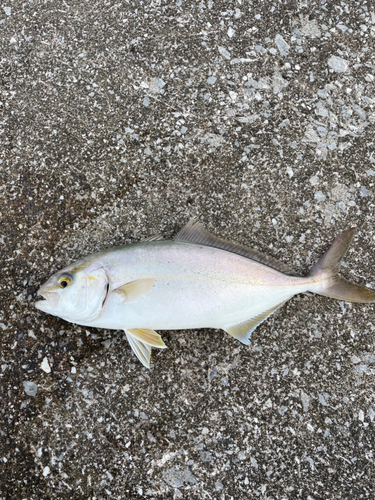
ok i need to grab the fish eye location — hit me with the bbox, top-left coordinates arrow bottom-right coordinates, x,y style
58,274 -> 72,289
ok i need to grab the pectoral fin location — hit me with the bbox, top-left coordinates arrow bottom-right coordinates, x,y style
114,278 -> 156,303
225,301 -> 287,345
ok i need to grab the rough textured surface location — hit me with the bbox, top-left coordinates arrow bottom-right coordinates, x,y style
1,1 -> 375,498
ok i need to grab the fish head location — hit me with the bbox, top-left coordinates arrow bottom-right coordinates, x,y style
35,260 -> 110,323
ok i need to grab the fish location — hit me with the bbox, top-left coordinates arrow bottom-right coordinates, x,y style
35,219 -> 375,368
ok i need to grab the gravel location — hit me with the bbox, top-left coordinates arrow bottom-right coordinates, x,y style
1,0 -> 375,499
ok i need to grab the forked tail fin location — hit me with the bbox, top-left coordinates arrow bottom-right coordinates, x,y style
308,228 -> 375,303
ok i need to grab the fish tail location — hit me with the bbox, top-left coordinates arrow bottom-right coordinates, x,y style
308,227 -> 375,303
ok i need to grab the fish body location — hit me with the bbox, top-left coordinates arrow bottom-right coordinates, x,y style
35,220 -> 375,367
68,240 -> 313,330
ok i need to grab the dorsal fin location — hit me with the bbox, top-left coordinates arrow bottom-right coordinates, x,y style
174,219 -> 301,277
143,234 -> 164,242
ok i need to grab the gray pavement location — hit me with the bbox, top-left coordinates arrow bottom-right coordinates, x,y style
1,0 -> 375,498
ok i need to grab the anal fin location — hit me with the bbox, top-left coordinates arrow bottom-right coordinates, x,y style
225,301 -> 287,345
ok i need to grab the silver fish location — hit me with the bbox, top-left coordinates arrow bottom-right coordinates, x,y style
35,220 -> 375,367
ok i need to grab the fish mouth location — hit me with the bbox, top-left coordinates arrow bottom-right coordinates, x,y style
35,290 -> 60,310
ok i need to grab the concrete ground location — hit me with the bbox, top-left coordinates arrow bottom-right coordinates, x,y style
1,0 -> 375,498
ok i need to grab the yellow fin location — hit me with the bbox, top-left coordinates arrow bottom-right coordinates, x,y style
225,301 -> 287,345
114,278 -> 155,302
125,331 -> 152,368
126,328 -> 167,349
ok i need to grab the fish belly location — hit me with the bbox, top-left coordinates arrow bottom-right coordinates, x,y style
90,278 -> 309,331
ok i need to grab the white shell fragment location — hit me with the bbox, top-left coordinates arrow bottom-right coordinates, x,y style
41,357 -> 51,373
218,46 -> 231,60
275,34 -> 290,56
328,55 -> 349,73
23,381 -> 37,397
